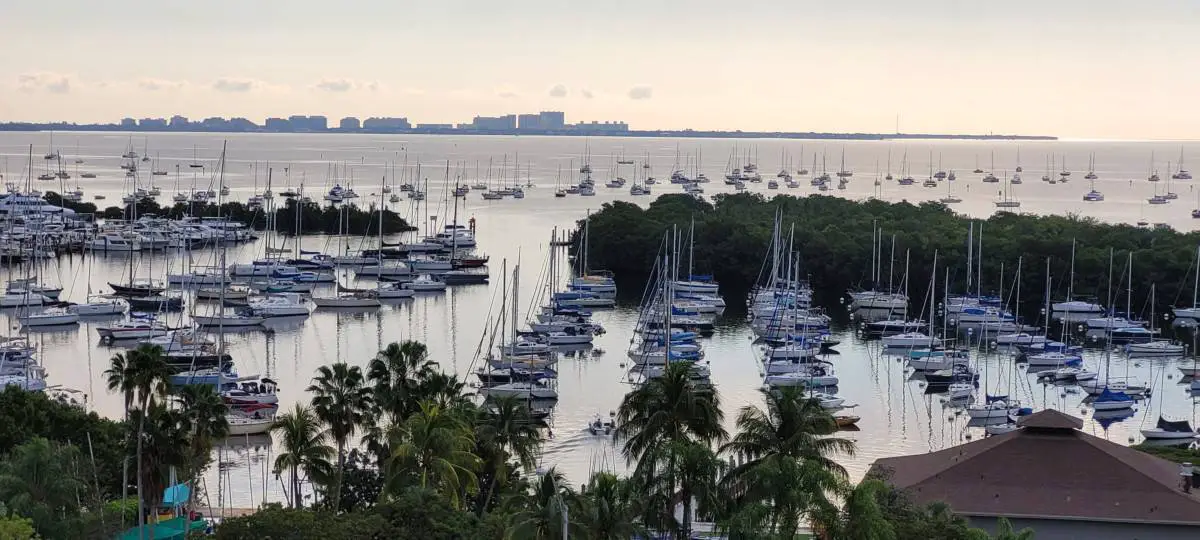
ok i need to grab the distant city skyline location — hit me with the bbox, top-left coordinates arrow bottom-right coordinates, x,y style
1,1 -> 1196,140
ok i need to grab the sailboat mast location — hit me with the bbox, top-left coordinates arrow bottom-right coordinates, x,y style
966,222 -> 974,296
511,263 -> 519,345
1068,238 -> 1077,300
888,235 -> 896,294
977,223 -> 984,298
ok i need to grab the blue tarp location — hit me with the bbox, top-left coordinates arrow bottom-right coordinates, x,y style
161,484 -> 189,508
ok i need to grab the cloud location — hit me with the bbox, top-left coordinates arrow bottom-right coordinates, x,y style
17,72 -> 72,93
548,84 -> 568,98
628,85 -> 653,100
212,78 -> 259,92
138,78 -> 185,91
311,78 -> 382,92
581,88 -> 594,99
495,85 -> 520,99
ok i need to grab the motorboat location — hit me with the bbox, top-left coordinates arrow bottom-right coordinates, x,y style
808,392 -> 845,410
984,421 -> 1020,436
1083,190 -> 1104,202
246,293 -> 310,317
907,349 -> 969,371
481,382 -> 558,400
221,378 -> 279,406
170,367 -> 240,386
404,274 -> 447,292
946,382 -> 975,400
1126,340 -> 1186,356
587,414 -> 616,436
881,332 -> 940,348
96,319 -> 170,340
18,308 -> 80,327
967,396 -> 1021,419
764,369 -> 838,388
371,283 -> 415,300
227,416 -> 274,436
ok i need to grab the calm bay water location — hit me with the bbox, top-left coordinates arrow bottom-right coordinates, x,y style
0,132 -> 1198,510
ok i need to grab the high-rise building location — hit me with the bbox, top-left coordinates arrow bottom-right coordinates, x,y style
362,117 -> 411,130
265,117 -> 292,131
539,111 -> 565,130
139,118 -> 168,129
339,117 -> 361,130
470,115 -> 517,131
518,114 -> 541,130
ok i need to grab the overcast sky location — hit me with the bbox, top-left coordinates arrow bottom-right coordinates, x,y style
1,0 -> 1196,139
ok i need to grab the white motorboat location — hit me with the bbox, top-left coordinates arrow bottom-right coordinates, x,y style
18,308 -> 80,327
809,392 -> 845,409
192,314 -> 264,327
1140,417 -> 1197,440
96,320 -> 169,340
967,399 -> 1021,419
1126,340 -> 1186,356
246,293 -> 310,317
984,422 -> 1020,436
481,382 -> 558,400
543,331 -> 593,345
227,416 -> 274,436
881,332 -> 940,348
946,382 -> 975,400
371,283 -> 415,299
68,300 -> 127,316
221,378 -> 279,406
404,275 -> 447,292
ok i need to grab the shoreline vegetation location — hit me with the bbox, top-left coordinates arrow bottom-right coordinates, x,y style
0,340 -> 1044,539
43,192 -> 417,236
573,193 -> 1200,318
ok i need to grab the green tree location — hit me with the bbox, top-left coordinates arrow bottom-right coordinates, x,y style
104,344 -> 171,530
385,401 -> 479,508
308,363 -> 372,513
576,472 -> 648,540
366,341 -> 438,462
720,386 -> 856,536
614,361 -> 727,535
128,406 -> 189,512
270,404 -> 335,508
474,396 -> 541,513
0,438 -> 85,539
173,384 -> 229,505
0,503 -> 35,540
503,468 -> 578,540
990,517 -> 1035,540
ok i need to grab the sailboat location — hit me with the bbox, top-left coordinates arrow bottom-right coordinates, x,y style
1173,246 -> 1200,319
922,152 -> 938,188
1164,162 -> 1179,199
1014,146 -> 1023,172
1140,417 -> 1198,440
1174,146 -> 1192,180
994,171 -> 1020,208
982,152 -> 999,183
1124,285 -> 1184,356
1147,151 -> 1160,182
939,173 -> 962,204
836,148 -> 852,177
1083,155 -> 1104,201
189,146 -> 204,168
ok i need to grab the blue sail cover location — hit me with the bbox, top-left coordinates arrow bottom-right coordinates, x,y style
1096,388 -> 1133,403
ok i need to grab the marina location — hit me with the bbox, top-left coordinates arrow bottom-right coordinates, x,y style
2,132 -> 1200,512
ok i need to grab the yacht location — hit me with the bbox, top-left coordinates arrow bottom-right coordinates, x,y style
403,275 -> 447,292
246,293 -> 311,317
1083,190 -> 1104,202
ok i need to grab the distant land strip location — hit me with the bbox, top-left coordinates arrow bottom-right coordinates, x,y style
0,122 -> 1057,141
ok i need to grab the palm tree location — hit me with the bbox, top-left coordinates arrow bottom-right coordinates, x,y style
475,396 -> 541,512
307,362 -> 372,513
365,341 -> 438,462
576,472 -> 648,539
614,361 -> 726,535
504,467 -> 579,540
270,404 -> 335,508
720,386 -> 855,536
385,400 -> 479,508
130,406 -> 190,513
173,385 -> 230,505
813,479 -> 896,540
989,517 -> 1035,540
103,344 -> 171,530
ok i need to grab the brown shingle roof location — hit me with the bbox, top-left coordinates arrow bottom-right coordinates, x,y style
1017,409 -> 1084,430
870,411 -> 1200,525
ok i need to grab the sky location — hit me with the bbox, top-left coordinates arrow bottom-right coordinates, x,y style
1,0 -> 1197,139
